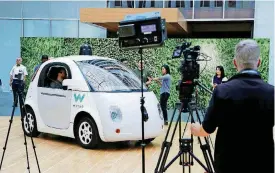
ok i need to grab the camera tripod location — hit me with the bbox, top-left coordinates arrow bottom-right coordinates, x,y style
155,81 -> 214,173
0,83 -> 41,173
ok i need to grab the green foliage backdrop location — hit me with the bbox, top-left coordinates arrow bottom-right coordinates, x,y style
21,38 -> 270,108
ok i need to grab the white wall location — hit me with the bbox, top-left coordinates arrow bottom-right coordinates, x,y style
253,0 -> 274,85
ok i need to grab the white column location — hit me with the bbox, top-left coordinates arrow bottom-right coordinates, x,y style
253,0 -> 275,85
222,0 -> 225,18
192,0 -> 195,19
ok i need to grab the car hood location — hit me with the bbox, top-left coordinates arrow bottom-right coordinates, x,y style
92,91 -> 159,113
91,91 -> 162,125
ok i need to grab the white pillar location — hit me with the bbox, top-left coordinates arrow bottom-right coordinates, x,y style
253,0 -> 275,85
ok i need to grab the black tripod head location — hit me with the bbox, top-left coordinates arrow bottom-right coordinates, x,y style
180,138 -> 192,152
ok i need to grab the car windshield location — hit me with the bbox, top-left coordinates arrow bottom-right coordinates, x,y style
76,59 -> 148,92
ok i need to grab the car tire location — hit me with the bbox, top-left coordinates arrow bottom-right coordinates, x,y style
75,117 -> 100,149
23,108 -> 40,137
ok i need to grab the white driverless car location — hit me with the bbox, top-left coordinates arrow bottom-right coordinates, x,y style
23,55 -> 164,149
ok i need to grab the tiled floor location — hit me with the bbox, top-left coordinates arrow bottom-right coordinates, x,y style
0,117 -> 216,173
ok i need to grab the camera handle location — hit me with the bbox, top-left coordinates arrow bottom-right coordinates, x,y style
195,80 -> 212,95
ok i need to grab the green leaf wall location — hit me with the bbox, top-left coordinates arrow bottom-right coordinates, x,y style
21,38 -> 270,108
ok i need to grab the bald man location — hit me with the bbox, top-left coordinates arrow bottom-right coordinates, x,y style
9,57 -> 28,107
191,39 -> 274,173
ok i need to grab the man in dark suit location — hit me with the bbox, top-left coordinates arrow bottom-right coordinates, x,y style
191,39 -> 274,173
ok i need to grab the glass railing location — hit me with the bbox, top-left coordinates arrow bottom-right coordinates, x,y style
224,1 -> 255,18
107,0 -> 164,8
135,0 -> 163,8
164,0 -> 193,19
107,0 -> 255,19
107,0 -> 134,8
194,0 -> 223,19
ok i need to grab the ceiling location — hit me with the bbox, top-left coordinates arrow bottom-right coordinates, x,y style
80,8 -> 188,35
79,8 -> 254,38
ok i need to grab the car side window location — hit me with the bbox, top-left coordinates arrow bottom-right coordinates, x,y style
37,62 -> 72,89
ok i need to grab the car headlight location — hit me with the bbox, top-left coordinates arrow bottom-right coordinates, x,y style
157,103 -> 163,120
109,106 -> 122,122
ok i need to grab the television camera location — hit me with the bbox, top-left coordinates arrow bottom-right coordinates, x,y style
155,41 -> 215,173
172,41 -> 211,111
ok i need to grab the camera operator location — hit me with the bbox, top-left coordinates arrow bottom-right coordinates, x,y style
9,57 -> 28,107
191,39 -> 274,173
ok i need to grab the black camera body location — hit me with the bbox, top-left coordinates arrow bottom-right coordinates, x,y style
172,41 -> 201,104
118,12 -> 167,50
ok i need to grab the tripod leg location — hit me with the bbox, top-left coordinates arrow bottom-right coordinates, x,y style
189,105 -> 214,173
159,108 -> 179,172
19,96 -> 31,173
163,150 -> 185,172
188,151 -> 209,173
188,111 -> 195,167
19,94 -> 41,173
180,154 -> 184,169
182,152 -> 185,173
188,153 -> 191,173
198,137 -> 213,172
179,106 -> 182,166
155,107 -> 177,173
194,109 -> 215,171
155,103 -> 184,173
0,104 -> 16,170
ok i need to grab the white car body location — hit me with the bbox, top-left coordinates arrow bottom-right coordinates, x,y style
24,55 -> 164,147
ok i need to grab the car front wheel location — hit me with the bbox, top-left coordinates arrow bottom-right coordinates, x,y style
75,117 -> 100,149
23,108 -> 40,137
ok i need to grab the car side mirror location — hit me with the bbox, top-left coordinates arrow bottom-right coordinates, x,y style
62,79 -> 88,91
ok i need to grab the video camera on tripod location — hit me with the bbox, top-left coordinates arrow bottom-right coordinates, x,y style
155,41 -> 215,173
171,40 -> 209,112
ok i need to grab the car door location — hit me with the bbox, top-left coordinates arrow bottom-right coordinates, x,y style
37,63 -> 72,129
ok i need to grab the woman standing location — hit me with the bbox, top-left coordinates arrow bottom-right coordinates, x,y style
151,65 -> 171,125
212,65 -> 227,90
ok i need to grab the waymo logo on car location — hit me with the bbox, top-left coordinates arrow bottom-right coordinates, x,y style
74,93 -> 85,103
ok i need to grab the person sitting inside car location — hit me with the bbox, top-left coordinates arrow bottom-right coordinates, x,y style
50,68 -> 67,89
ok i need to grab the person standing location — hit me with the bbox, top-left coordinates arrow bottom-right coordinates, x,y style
10,57 -> 28,107
34,55 -> 48,73
151,64 -> 172,125
212,66 -> 228,90
190,39 -> 274,173
0,79 -> 2,92
133,60 -> 152,87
